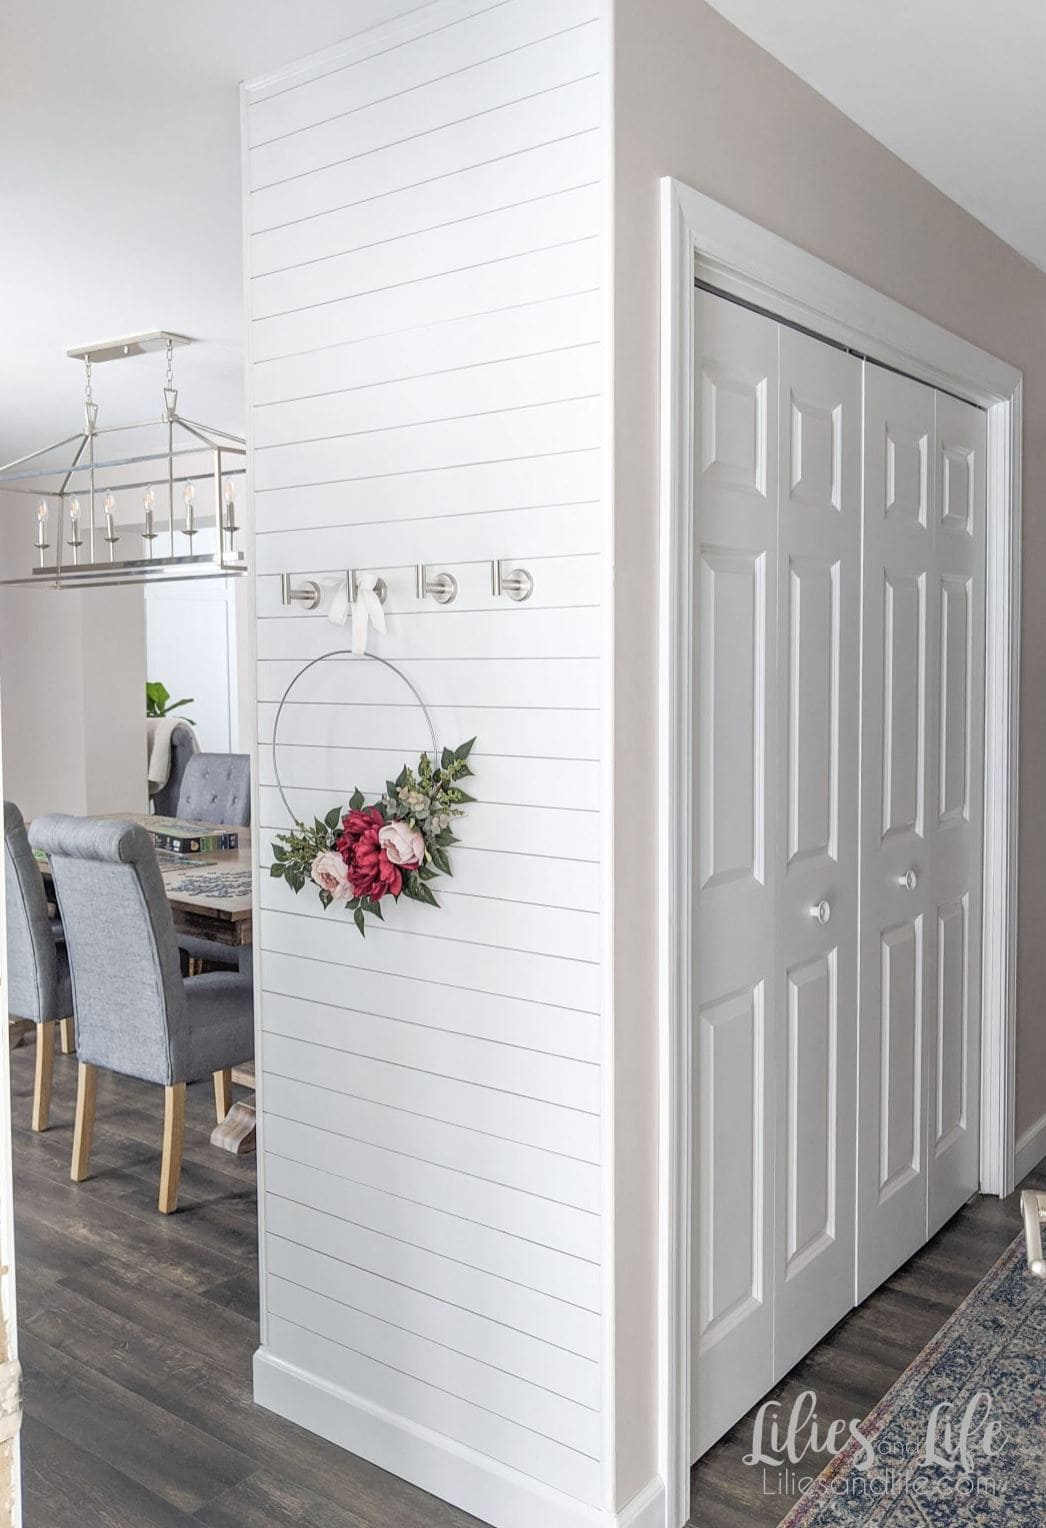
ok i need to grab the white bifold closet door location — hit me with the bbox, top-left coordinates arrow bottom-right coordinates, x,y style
856,369 -> 986,1300
690,291 -> 861,1458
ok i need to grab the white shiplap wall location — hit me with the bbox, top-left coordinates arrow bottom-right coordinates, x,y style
243,4 -> 611,1525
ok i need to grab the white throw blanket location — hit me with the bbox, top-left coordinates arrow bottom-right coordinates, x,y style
146,716 -> 199,795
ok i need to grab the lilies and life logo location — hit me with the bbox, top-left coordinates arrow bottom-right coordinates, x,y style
743,1387 -> 1008,1502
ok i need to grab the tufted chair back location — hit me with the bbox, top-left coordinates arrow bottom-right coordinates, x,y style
176,753 -> 251,826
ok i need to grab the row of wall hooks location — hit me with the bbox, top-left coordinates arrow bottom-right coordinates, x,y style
281,559 -> 534,611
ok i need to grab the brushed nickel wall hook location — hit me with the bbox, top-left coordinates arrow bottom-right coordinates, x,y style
347,569 -> 387,604
281,573 -> 321,610
416,564 -> 457,605
491,558 -> 533,602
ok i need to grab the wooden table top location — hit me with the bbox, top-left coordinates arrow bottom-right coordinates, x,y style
40,813 -> 254,947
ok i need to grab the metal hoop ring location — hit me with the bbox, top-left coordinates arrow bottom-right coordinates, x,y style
271,650 -> 440,823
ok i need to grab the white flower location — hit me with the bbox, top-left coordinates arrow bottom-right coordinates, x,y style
378,820 -> 425,867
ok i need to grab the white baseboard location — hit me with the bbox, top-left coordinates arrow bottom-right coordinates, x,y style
617,1475 -> 667,1528
254,1348 -> 665,1528
1015,1109 -> 1046,1182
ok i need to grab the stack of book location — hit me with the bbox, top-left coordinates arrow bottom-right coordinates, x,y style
149,817 -> 240,855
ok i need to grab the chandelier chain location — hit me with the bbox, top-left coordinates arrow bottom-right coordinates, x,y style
165,337 -> 174,393
83,356 -> 93,409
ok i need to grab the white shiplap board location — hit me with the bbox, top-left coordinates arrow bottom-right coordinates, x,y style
244,2 -> 609,1522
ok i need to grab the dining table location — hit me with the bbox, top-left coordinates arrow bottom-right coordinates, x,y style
38,812 -> 258,1154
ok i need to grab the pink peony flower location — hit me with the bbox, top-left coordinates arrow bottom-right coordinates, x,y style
378,820 -> 425,868
310,850 -> 353,900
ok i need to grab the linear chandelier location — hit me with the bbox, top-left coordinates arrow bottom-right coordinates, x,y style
0,330 -> 247,589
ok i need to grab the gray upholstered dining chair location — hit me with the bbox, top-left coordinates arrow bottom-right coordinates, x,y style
176,753 -> 251,827
28,814 -> 255,1213
176,752 -> 252,974
4,801 -> 75,1131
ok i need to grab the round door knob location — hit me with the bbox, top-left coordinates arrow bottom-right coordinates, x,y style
810,899 -> 831,925
899,868 -> 918,892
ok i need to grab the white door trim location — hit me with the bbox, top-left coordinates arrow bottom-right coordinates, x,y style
657,178 -> 1022,1528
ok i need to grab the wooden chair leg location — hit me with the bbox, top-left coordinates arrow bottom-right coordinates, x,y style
71,1062 -> 98,1181
159,1083 -> 186,1214
32,1021 -> 56,1132
213,1068 -> 233,1124
59,1018 -> 75,1055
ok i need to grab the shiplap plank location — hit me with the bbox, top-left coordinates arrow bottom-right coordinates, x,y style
263,1154 -> 599,1308
253,397 -> 600,489
265,1196 -> 600,1356
258,701 -> 600,759
256,657 -> 600,710
252,241 -> 597,362
262,1071 -> 601,1205
260,953 -> 599,1064
266,1315 -> 601,1500
252,289 -> 600,404
256,608 -> 599,662
260,834 -> 600,912
251,138 -> 600,283
250,77 -> 600,233
254,185 -> 599,324
260,848 -> 599,960
259,798 -> 600,862
260,991 -> 599,1112
267,1275 -> 598,1456
252,22 -> 599,191
252,337 -> 600,441
261,1029 -> 599,1163
258,743 -> 598,810
248,0 -> 597,136
264,1113 -> 598,1259
253,452 -> 600,535
265,1235 -> 600,1406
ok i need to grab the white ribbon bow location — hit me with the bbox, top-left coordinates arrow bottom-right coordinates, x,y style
339,571 -> 386,654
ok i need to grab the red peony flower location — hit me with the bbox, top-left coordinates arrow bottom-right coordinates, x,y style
336,805 -> 403,901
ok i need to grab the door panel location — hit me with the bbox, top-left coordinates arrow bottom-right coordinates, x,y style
690,292 -> 778,1459
773,327 -> 860,1376
696,984 -> 766,1338
881,571 -> 926,840
857,366 -> 937,1301
928,394 -> 985,1234
698,550 -> 766,890
879,917 -> 923,1197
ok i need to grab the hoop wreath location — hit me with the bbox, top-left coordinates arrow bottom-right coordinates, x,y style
268,651 -> 475,936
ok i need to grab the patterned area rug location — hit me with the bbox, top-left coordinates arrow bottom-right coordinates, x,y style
779,1235 -> 1045,1525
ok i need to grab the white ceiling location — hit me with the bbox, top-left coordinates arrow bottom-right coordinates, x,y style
707,0 -> 1046,276
0,0 -> 426,465
6,1 -> 1042,471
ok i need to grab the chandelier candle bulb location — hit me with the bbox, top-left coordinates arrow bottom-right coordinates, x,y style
103,490 -> 119,562
183,480 -> 195,539
222,478 -> 239,543
35,499 -> 49,556
67,497 -> 83,558
142,484 -> 157,548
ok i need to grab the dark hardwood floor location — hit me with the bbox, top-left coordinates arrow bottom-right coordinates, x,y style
10,1035 -> 486,1528
689,1154 -> 1046,1527
12,1033 -> 1043,1528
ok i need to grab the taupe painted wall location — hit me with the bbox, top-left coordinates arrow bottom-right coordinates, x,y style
611,0 -> 1046,1501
